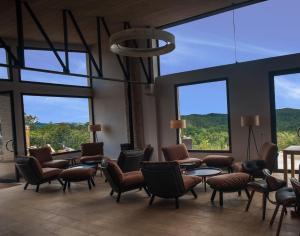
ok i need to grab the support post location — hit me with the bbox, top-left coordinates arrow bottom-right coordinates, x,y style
15,0 -> 24,67
62,10 -> 70,73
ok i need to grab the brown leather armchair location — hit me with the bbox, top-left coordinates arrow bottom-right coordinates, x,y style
80,142 -> 104,163
29,147 -> 68,169
232,142 -> 278,178
16,156 -> 63,192
162,144 -> 202,168
141,161 -> 202,209
101,159 -> 150,202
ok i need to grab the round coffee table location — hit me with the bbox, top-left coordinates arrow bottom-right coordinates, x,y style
186,167 -> 222,192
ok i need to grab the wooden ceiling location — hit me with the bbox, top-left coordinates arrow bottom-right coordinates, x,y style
0,0 -> 258,45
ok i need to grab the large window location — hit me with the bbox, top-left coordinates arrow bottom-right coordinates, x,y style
23,95 -> 91,154
0,48 -> 8,80
274,72 -> 300,169
177,80 -> 230,151
160,0 -> 300,75
21,49 -> 89,86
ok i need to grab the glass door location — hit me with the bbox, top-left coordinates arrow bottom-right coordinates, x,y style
273,72 -> 300,170
0,92 -> 17,182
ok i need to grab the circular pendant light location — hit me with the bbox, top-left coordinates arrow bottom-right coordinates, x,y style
109,28 -> 175,57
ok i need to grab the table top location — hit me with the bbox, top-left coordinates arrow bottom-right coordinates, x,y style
283,145 -> 300,154
65,156 -> 78,160
186,167 -> 222,177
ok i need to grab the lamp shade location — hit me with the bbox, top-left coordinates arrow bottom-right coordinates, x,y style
89,124 -> 102,132
170,120 -> 186,129
241,115 -> 260,127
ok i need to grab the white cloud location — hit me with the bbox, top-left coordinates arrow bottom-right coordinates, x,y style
276,77 -> 300,100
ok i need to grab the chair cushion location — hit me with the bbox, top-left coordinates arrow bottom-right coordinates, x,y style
203,155 -> 234,168
182,175 -> 202,191
176,158 -> 203,166
276,187 -> 296,205
247,179 -> 268,192
207,173 -> 250,192
107,160 -> 124,184
81,142 -> 104,156
80,155 -> 103,163
29,147 -> 52,164
43,160 -> 68,169
162,144 -> 189,161
231,162 -> 244,173
122,171 -> 144,186
42,168 -> 62,180
60,167 -> 95,181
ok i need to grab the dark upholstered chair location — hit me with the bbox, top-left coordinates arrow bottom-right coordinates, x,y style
143,145 -> 154,162
117,150 -> 145,172
246,169 -> 287,220
101,159 -> 149,202
162,144 -> 202,168
120,143 -> 134,151
291,178 -> 300,215
270,178 -> 297,236
232,142 -> 278,178
16,156 -> 63,192
141,161 -> 202,209
29,147 -> 68,169
80,142 -> 104,163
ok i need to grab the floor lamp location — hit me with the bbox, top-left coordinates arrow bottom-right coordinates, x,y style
170,119 -> 186,143
89,124 -> 101,143
241,115 -> 260,160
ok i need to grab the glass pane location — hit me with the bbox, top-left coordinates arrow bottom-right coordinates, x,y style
21,49 -> 88,86
23,95 -> 91,153
274,73 -> 300,169
0,48 -> 8,80
0,93 -> 16,181
178,80 -> 230,151
236,0 -> 300,62
160,11 -> 235,75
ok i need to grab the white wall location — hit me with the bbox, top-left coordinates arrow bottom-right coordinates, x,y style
154,53 -> 300,161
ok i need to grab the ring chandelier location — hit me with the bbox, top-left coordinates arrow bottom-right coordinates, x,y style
109,28 -> 175,57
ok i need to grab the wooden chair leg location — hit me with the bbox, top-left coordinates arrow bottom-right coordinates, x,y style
245,190 -> 255,212
262,193 -> 267,220
211,189 -> 217,202
270,204 -> 280,226
245,188 -> 251,199
238,190 -> 241,196
63,181 -> 68,192
219,191 -> 224,206
110,189 -> 114,196
90,177 -> 95,187
87,180 -> 92,190
149,195 -> 155,206
35,184 -> 40,192
276,206 -> 286,236
57,178 -> 64,186
116,192 -> 121,203
143,187 -> 151,197
68,181 -> 71,189
190,189 -> 197,199
24,182 -> 29,190
175,197 -> 179,209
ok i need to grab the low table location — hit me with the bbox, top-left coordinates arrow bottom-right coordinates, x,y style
65,156 -> 77,167
186,167 -> 222,192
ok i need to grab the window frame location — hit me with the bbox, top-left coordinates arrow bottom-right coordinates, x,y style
21,93 -> 95,156
19,47 -> 92,88
0,47 -> 12,81
269,67 -> 300,172
174,77 -> 232,153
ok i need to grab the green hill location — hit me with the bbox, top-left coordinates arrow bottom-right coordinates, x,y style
276,108 -> 300,132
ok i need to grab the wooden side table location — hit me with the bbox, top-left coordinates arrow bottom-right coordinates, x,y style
282,145 -> 300,182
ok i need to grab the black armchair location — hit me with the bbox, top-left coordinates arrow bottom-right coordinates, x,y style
117,150 -> 144,172
141,161 -> 202,209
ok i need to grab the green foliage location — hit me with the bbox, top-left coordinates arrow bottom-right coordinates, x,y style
29,122 -> 90,152
181,113 -> 229,150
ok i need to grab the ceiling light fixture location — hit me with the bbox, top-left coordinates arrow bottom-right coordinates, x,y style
109,28 -> 175,57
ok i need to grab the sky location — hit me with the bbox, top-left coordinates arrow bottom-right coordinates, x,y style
1,0 -> 300,120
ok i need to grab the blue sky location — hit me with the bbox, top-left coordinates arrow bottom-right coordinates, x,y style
23,95 -> 90,123
161,0 -> 300,115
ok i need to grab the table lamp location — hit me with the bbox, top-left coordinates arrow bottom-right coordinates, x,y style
170,119 -> 186,143
89,124 -> 101,142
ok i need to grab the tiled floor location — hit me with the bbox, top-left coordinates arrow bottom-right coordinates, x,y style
0,174 -> 299,236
